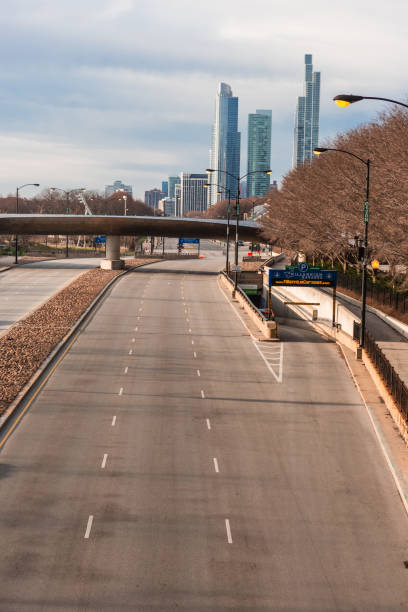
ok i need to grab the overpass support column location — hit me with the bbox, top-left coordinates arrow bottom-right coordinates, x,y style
100,235 -> 124,270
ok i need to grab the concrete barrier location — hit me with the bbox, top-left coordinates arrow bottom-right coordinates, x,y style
219,272 -> 278,340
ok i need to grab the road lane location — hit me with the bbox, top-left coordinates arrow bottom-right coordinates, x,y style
0,259 -> 407,610
0,258 -> 100,336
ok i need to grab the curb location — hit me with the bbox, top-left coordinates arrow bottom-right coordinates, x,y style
0,261 -> 159,438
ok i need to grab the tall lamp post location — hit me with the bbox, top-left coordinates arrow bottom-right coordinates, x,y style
206,168 -> 272,295
333,94 -> 408,110
15,183 -> 40,264
50,187 -> 85,258
204,182 -> 232,273
313,147 -> 370,352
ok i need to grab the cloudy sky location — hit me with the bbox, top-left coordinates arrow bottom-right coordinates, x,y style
0,0 -> 406,199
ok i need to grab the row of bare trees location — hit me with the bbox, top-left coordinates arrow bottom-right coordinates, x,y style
261,107 -> 408,269
0,191 -> 154,217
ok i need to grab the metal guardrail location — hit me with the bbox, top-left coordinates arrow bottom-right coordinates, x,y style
222,271 -> 271,323
364,330 -> 408,423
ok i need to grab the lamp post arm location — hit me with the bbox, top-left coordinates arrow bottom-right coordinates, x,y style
362,96 -> 408,109
321,148 -> 368,166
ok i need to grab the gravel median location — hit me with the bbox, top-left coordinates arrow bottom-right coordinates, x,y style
0,259 -> 156,415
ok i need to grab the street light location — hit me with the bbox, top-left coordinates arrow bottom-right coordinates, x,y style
15,183 -> 40,264
50,187 -> 85,258
313,147 -> 370,352
333,94 -> 408,110
204,182 -> 232,273
206,168 -> 272,295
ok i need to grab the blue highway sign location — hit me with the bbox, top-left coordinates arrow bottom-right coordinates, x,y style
269,268 -> 337,288
178,238 -> 200,245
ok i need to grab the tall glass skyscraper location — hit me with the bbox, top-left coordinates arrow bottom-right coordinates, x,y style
247,110 -> 272,197
208,82 -> 241,207
293,55 -> 320,168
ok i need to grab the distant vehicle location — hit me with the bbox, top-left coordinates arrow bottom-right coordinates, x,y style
237,240 -> 245,246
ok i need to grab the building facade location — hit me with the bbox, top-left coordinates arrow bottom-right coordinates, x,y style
168,176 -> 181,199
161,181 -> 169,197
144,188 -> 165,208
174,183 -> 181,216
247,110 -> 272,197
105,180 -> 133,198
208,82 -> 241,207
158,197 -> 175,216
180,173 -> 208,216
293,54 -> 321,168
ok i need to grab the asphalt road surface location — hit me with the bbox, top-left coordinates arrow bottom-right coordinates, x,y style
0,256 -> 407,610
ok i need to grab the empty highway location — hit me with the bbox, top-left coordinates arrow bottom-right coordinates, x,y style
0,254 -> 407,610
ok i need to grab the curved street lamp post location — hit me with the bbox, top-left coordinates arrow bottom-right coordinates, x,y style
313,147 -> 370,352
204,182 -> 232,273
333,94 -> 408,110
206,168 -> 271,296
15,183 -> 40,264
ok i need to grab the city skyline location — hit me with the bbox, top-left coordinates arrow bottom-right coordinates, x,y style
0,1 -> 406,199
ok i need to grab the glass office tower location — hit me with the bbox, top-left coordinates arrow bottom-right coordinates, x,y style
247,110 -> 272,197
208,82 -> 241,207
293,55 -> 320,168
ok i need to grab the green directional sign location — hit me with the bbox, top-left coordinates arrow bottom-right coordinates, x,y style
364,200 -> 369,222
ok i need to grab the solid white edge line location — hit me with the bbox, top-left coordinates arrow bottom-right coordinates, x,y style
206,418 -> 211,430
218,279 -> 284,382
101,453 -> 108,469
213,457 -> 219,473
112,416 -> 116,426
225,519 -> 232,544
201,390 -> 205,399
338,343 -> 408,519
84,515 -> 93,539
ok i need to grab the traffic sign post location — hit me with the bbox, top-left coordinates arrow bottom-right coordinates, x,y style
269,263 -> 338,327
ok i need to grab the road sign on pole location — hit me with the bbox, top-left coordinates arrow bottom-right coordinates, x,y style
268,268 -> 337,288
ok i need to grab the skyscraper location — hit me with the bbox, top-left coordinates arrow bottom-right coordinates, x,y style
161,181 -> 168,197
180,173 -> 208,216
144,188 -> 165,208
105,180 -> 133,198
168,176 -> 181,199
293,54 -> 321,168
247,110 -> 272,197
208,82 -> 241,207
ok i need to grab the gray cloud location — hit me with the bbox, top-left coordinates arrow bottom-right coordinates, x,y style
0,0 -> 406,198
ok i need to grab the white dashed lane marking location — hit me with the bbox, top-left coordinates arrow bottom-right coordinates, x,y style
225,519 -> 233,544
101,454 -> 108,469
84,515 -> 94,539
112,416 -> 117,426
